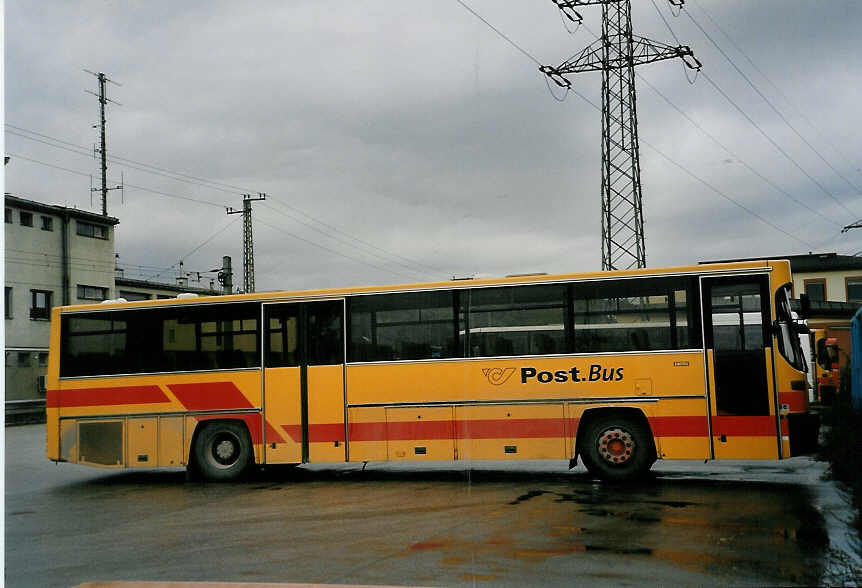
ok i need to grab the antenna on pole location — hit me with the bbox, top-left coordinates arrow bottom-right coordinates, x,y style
541,1 -> 701,270
226,193 -> 266,293
85,69 -> 123,216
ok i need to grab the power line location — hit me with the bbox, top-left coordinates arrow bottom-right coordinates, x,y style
6,123 -> 445,277
453,0 -> 543,66
259,201 -> 442,277
593,9 -> 842,232
641,134 -> 815,249
255,217 -> 427,283
7,150 -> 443,280
689,0 -> 862,186
451,1 -> 815,251
680,5 -> 860,216
5,127 -> 239,196
144,217 -> 240,281
635,72 -> 843,229
6,124 -> 242,193
7,151 -> 231,210
700,72 -> 857,219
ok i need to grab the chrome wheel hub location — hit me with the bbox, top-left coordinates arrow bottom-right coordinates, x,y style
211,435 -> 239,466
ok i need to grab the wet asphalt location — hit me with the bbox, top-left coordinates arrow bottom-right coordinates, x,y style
5,424 -> 834,587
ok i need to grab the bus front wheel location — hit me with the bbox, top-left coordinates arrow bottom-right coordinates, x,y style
579,414 -> 655,482
193,421 -> 252,481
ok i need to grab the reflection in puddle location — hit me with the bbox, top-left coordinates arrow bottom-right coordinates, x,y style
399,477 -> 826,585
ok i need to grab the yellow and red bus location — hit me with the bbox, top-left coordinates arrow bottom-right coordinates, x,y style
46,259 -> 817,481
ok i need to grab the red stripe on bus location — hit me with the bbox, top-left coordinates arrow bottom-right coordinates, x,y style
649,416 -> 709,437
290,418 -> 574,442
266,422 -> 287,444
455,418 -> 566,439
169,382 -> 253,411
278,414 -> 777,444
348,421 -> 386,443
174,383 -> 285,444
279,424 -> 346,443
45,386 -> 169,408
712,415 -> 777,436
779,391 -> 808,412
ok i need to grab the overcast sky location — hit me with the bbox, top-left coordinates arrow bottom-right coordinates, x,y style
5,1 -> 862,292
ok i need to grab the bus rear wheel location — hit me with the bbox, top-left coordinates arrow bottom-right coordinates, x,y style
579,414 -> 655,482
193,421 -> 252,481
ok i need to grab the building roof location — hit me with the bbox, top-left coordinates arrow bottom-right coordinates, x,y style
700,253 -> 862,273
115,276 -> 220,296
5,193 -> 120,226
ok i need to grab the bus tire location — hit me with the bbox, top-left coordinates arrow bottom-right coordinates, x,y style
193,420 -> 252,481
579,413 -> 655,482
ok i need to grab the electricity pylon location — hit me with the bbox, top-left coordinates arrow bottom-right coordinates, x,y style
541,0 -> 700,270
226,193 -> 266,293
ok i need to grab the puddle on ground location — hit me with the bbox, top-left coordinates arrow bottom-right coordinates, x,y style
398,477 -> 826,585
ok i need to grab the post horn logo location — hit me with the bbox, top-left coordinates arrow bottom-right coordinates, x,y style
482,367 -> 516,386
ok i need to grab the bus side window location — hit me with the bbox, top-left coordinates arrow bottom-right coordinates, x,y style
461,284 -> 567,358
306,302 -> 344,366
266,309 -> 299,368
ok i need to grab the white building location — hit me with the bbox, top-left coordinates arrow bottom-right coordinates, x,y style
4,193 -> 222,403
5,194 -> 119,401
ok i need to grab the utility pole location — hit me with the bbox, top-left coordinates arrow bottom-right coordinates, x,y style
85,70 -> 123,216
226,193 -> 266,293
541,1 -> 700,270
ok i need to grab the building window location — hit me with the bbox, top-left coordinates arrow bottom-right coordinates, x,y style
5,287 -> 12,319
804,279 -> 826,302
76,221 -> 108,239
5,208 -> 12,223
38,352 -> 49,367
41,216 -> 53,231
847,278 -> 862,303
30,290 -> 53,320
20,211 -> 33,227
118,290 -> 151,301
77,285 -> 109,301
18,352 -> 31,367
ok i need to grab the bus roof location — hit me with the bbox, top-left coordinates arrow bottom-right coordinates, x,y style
56,258 -> 788,313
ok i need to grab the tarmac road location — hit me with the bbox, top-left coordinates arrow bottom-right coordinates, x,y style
4,424 -> 844,587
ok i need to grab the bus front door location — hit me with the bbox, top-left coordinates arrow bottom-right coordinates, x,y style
702,276 -> 780,459
263,300 -> 346,464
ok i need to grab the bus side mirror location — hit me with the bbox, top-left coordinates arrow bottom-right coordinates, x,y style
798,293 -> 811,319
